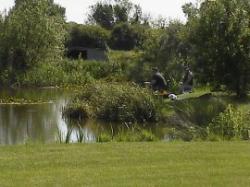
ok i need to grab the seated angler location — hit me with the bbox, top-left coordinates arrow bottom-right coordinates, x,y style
151,67 -> 167,93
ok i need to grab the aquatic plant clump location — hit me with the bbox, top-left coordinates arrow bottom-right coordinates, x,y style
63,83 -> 160,123
208,105 -> 249,140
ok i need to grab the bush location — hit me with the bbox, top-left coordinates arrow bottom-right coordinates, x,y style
208,105 -> 249,140
63,82 -> 160,123
0,0 -> 65,71
65,23 -> 110,49
62,103 -> 91,121
109,23 -> 148,50
172,95 -> 226,127
0,50 -> 145,87
2,59 -> 126,87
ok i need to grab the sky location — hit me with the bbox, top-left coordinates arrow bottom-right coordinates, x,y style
0,0 -> 197,23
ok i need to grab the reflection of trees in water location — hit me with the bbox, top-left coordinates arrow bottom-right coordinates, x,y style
0,88 -> 71,145
0,104 -> 59,145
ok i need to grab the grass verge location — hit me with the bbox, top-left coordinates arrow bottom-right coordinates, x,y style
0,142 -> 250,186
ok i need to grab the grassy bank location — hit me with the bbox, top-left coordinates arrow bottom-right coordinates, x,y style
0,50 -> 143,87
0,142 -> 250,186
63,85 -> 250,141
63,82 -> 159,123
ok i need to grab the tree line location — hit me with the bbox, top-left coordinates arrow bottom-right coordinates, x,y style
0,0 -> 249,97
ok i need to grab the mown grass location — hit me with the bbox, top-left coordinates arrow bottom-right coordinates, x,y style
0,142 -> 250,186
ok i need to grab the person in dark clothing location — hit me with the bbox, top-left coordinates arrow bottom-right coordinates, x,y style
181,66 -> 193,93
151,67 -> 167,92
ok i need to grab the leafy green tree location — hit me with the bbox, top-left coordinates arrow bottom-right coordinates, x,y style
88,1 -> 115,30
65,23 -> 110,49
142,21 -> 190,86
88,0 -> 144,28
109,23 -> 148,50
1,0 -> 65,72
186,0 -> 250,97
182,2 -> 198,19
114,0 -> 133,23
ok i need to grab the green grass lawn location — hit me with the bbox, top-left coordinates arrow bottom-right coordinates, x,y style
1,142 -> 250,186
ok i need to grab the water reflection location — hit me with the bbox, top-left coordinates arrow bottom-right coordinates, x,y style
58,120 -> 96,143
0,88 -> 68,145
0,88 -> 172,145
0,88 -> 119,145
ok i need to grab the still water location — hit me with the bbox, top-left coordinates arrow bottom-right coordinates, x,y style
0,88 -> 169,145
0,88 -> 94,145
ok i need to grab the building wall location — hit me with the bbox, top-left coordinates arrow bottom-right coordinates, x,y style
87,49 -> 107,61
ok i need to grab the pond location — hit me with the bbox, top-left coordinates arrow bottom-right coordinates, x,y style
0,88 -> 171,145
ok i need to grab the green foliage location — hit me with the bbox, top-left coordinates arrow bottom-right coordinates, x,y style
87,0 -> 143,29
186,0 -> 250,97
114,127 -> 158,142
95,125 -> 158,142
156,21 -> 190,64
107,50 -> 147,82
13,61 -> 89,87
96,132 -> 113,143
208,104 -> 248,140
63,103 -> 91,121
0,50 -> 144,87
172,95 -> 226,127
63,82 -> 160,123
0,0 -> 65,83
113,0 -> 133,23
109,23 -> 149,50
88,1 -> 115,29
142,22 -> 191,92
163,127 -> 205,142
65,23 -> 110,49
1,58 -> 128,87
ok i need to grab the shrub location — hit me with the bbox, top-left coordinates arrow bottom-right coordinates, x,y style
208,105 -> 248,140
0,50 -> 144,87
172,95 -> 226,127
63,82 -> 160,123
65,23 -> 110,49
109,23 -> 148,50
4,59 -> 121,87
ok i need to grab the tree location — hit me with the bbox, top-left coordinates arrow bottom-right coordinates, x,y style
65,23 -> 110,49
113,0 -> 133,23
109,23 -> 148,50
0,0 -> 66,71
182,2 -> 198,19
142,21 -> 190,85
186,0 -> 250,97
88,1 -> 115,30
87,0 -> 143,28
